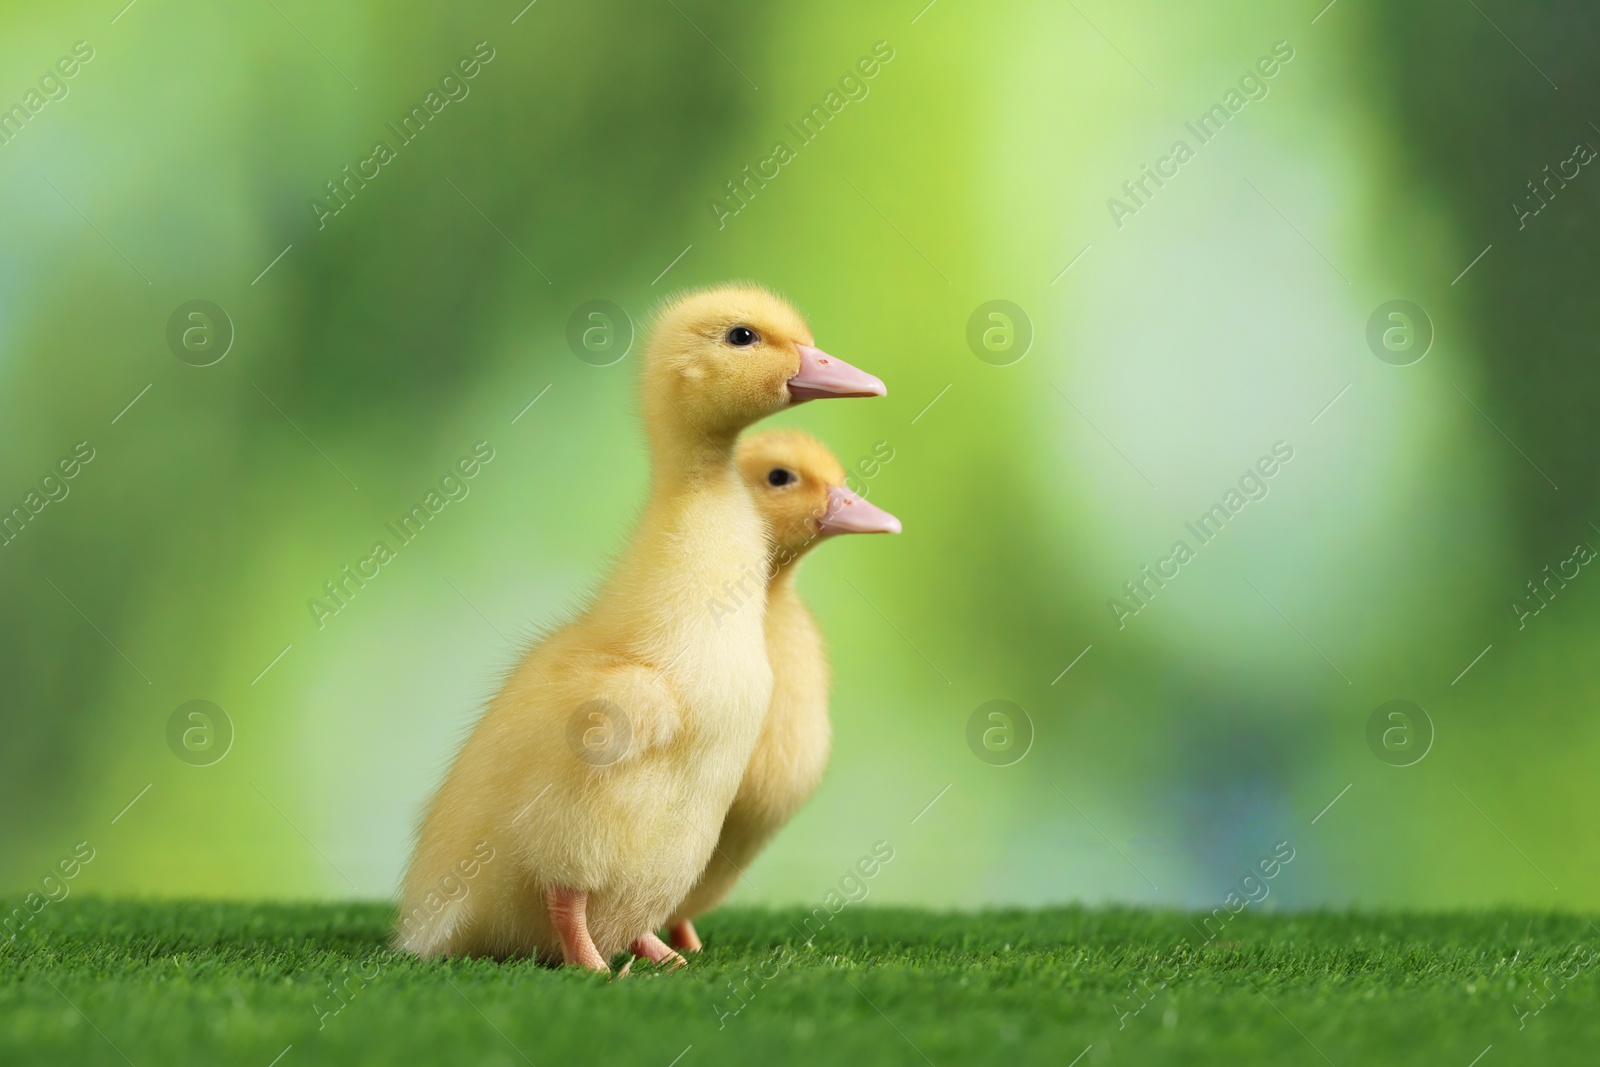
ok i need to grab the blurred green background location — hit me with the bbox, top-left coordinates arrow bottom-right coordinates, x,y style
2,0 -> 1596,915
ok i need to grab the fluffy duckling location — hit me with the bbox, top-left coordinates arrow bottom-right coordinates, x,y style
396,287 -> 885,972
667,429 -> 900,951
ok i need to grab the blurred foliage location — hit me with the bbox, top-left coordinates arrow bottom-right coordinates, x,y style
0,0 -> 1596,912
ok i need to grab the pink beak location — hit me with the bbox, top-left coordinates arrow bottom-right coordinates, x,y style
818,485 -> 902,535
788,345 -> 887,402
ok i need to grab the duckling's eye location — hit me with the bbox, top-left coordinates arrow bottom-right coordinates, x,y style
726,325 -> 758,347
767,468 -> 793,487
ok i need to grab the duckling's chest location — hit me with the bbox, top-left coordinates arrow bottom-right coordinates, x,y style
649,486 -> 774,726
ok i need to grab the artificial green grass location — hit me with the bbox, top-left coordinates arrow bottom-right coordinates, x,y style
2,900 -> 1597,1066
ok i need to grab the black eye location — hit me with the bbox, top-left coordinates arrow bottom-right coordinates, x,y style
726,325 -> 757,347
767,468 -> 793,487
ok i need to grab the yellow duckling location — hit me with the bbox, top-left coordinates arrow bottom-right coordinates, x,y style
396,287 -> 885,972
667,429 -> 901,951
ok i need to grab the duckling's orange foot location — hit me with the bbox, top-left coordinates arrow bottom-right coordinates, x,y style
630,932 -> 687,970
546,886 -> 610,974
668,920 -> 702,953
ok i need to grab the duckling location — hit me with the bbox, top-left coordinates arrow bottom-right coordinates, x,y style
396,286 -> 885,972
667,429 -> 900,951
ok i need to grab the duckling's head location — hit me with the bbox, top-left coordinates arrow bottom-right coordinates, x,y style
643,285 -> 885,442
736,429 -> 901,570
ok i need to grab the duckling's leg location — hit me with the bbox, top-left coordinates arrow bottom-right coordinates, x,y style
630,932 -> 687,970
546,887 -> 609,972
668,921 -> 702,952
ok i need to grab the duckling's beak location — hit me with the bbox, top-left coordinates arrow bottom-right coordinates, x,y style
818,485 -> 902,535
788,345 -> 887,402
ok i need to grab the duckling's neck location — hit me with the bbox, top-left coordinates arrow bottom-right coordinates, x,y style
647,434 -> 741,498
641,385 -> 743,495
591,417 -> 766,663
